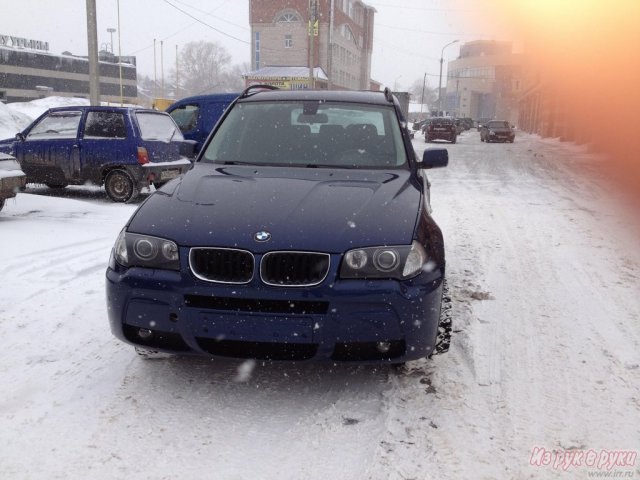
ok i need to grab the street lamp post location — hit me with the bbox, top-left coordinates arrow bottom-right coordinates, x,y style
393,74 -> 402,91
437,40 -> 459,116
116,0 -> 123,105
420,72 -> 426,115
107,28 -> 116,54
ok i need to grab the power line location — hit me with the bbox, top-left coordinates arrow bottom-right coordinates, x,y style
170,0 -> 249,31
160,0 -> 249,44
126,0 -> 234,55
365,2 -> 486,14
375,22 -> 487,39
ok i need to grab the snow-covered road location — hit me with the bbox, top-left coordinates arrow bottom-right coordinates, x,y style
1,131 -> 638,479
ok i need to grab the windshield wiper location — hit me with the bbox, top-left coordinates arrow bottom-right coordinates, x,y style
220,160 -> 261,166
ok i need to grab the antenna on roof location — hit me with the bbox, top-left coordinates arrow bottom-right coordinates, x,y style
383,87 -> 394,103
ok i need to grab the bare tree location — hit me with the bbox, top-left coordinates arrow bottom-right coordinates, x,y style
175,41 -> 238,96
408,77 -> 437,110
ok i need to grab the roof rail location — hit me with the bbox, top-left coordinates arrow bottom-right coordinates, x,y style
383,87 -> 394,103
240,84 -> 279,99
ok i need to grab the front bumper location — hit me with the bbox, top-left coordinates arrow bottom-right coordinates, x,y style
106,253 -> 444,363
0,171 -> 26,200
489,132 -> 515,142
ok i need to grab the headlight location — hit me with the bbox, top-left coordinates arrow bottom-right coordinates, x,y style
340,241 -> 427,280
489,130 -> 496,135
112,229 -> 180,271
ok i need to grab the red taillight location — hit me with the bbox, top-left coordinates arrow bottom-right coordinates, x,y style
137,147 -> 149,165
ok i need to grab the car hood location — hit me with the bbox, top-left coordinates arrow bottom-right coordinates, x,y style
127,163 -> 422,252
487,126 -> 512,133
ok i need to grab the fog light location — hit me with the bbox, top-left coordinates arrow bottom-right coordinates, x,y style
376,341 -> 391,353
138,328 -> 153,339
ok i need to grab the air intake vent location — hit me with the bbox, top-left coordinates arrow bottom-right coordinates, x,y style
189,248 -> 254,284
260,251 -> 330,287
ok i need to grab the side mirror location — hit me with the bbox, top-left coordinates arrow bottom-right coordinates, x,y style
180,139 -> 198,159
15,132 -> 25,141
420,148 -> 448,169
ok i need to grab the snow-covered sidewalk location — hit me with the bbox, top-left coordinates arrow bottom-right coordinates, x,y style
0,131 -> 638,480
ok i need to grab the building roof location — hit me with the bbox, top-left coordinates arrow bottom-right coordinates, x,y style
243,66 -> 329,81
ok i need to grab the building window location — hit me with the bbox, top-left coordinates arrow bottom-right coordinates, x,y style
284,34 -> 293,48
340,24 -> 358,46
275,10 -> 301,23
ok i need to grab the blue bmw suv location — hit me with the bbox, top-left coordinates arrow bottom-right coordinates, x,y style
106,86 -> 448,363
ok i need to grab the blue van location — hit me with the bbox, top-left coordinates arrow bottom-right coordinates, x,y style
166,93 -> 239,153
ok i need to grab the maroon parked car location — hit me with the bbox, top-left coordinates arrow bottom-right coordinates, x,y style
425,117 -> 457,144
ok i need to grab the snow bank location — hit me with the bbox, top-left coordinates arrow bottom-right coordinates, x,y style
0,102 -> 31,140
0,96 -> 90,140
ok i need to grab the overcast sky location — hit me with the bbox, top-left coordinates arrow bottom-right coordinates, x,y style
0,0 -> 515,91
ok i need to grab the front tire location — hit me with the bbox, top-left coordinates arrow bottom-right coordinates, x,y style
0,198 -> 5,212
104,169 -> 139,203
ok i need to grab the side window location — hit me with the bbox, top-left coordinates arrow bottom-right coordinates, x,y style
83,111 -> 127,138
169,104 -> 200,133
27,112 -> 82,139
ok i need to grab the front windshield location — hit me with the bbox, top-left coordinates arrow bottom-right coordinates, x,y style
202,101 -> 407,168
487,121 -> 510,128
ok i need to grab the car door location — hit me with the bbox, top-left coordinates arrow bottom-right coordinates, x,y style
80,110 -> 131,184
18,110 -> 82,185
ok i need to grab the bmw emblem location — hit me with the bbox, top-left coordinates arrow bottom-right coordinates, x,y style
254,231 -> 271,242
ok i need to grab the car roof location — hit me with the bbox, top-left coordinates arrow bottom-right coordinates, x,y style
45,106 -> 161,114
171,93 -> 239,105
237,89 -> 395,107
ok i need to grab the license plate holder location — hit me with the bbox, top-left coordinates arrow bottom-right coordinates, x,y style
160,169 -> 180,180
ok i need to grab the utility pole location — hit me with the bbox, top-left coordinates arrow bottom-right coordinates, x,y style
153,39 -> 157,102
308,0 -> 318,89
175,45 -> 179,99
420,72 -> 426,115
85,0 -> 100,105
117,0 -> 123,106
161,40 -> 165,98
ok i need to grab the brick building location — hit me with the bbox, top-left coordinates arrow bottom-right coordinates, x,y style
247,0 -> 375,90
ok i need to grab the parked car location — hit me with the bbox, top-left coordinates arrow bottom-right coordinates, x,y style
480,120 -> 515,143
476,118 -> 492,130
460,117 -> 474,130
106,86 -> 449,364
411,118 -> 429,132
166,93 -> 238,153
0,152 -> 26,213
453,119 -> 464,135
0,106 -> 196,203
425,117 -> 457,143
